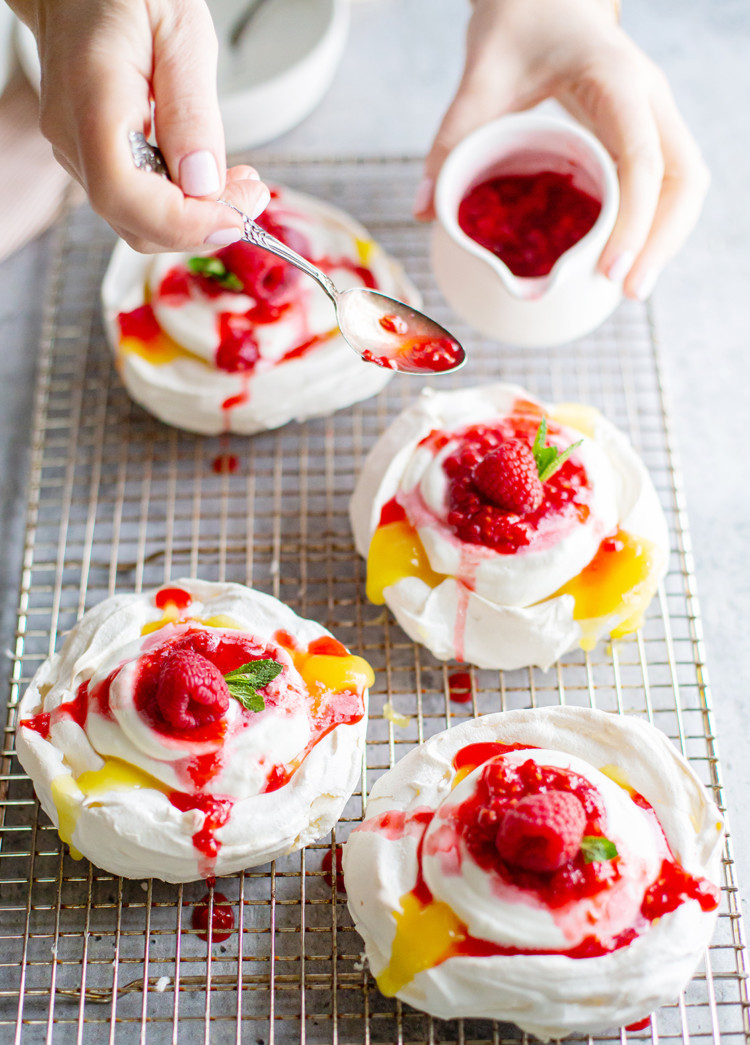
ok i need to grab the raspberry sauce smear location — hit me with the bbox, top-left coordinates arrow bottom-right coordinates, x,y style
458,170 -> 602,278
354,301 -> 465,375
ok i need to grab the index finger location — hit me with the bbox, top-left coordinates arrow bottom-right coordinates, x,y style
73,58 -> 265,251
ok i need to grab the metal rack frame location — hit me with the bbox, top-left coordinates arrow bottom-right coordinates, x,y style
1,156 -> 747,1045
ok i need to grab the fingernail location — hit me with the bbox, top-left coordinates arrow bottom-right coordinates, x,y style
632,267 -> 660,301
413,176 -> 434,215
250,185 -> 271,219
204,226 -> 243,246
180,150 -> 221,197
606,250 -> 635,284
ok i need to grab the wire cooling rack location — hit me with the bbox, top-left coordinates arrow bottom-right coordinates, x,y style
1,156 -> 748,1045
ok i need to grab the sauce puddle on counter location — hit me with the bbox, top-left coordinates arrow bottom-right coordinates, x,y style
192,888 -> 235,943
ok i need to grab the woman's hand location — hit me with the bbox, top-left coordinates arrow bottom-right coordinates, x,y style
416,0 -> 709,299
7,0 -> 270,252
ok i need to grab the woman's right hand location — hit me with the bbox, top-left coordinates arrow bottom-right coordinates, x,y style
7,0 -> 270,252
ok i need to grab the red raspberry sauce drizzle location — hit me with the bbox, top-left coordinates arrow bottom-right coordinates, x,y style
19,711 -> 50,737
625,1017 -> 653,1032
212,453 -> 239,475
378,497 -> 407,526
439,415 -> 590,553
362,333 -> 463,375
169,792 -> 233,878
262,629 -> 366,793
321,847 -> 346,893
192,888 -> 235,943
458,170 -> 602,278
155,587 -> 193,610
20,680 -> 92,740
448,671 -> 473,704
368,741 -> 719,964
117,304 -> 161,342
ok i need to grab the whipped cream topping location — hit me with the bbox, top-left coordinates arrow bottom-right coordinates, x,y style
422,748 -> 661,952
16,579 -> 371,882
80,625 -> 311,798
343,707 -> 724,1039
102,186 -> 420,435
349,383 -> 669,669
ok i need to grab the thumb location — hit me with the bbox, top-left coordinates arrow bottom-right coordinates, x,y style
415,72 -> 516,221
151,1 -> 227,198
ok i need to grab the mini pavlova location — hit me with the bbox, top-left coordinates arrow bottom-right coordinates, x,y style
350,383 -> 669,669
16,579 -> 372,882
343,706 -> 723,1038
102,186 -> 419,434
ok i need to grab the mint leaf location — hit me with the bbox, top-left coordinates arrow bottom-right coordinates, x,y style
580,835 -> 618,864
224,658 -> 283,713
227,682 -> 266,713
531,418 -> 583,483
187,255 -> 244,292
532,416 -> 548,459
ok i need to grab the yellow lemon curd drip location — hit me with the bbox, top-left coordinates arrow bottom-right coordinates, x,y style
552,529 -> 662,650
598,764 -> 635,794
355,237 -> 377,265
141,601 -> 182,635
551,402 -> 601,439
298,654 -> 374,705
50,775 -> 84,859
382,701 -> 411,728
366,520 -> 446,605
141,609 -> 244,636
274,632 -> 374,710
200,614 -> 244,630
377,891 -> 466,997
119,333 -> 185,366
51,759 -> 169,860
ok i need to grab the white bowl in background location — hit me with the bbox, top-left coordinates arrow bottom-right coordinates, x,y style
212,0 -> 350,153
14,0 -> 350,152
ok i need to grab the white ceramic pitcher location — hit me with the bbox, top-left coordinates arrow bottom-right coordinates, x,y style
431,113 -> 622,348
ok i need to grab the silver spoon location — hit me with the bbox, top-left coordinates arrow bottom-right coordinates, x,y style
129,133 -> 466,376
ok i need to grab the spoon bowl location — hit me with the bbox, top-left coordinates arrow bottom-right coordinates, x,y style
335,288 -> 465,375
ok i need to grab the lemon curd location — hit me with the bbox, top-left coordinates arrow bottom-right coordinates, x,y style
377,891 -> 465,997
551,529 -> 663,649
366,519 -> 446,605
141,610 -> 244,636
551,402 -> 600,439
51,758 -> 169,860
119,331 -> 187,367
298,653 -> 374,704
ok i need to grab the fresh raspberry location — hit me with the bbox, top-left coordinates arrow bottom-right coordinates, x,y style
155,649 -> 230,731
495,791 -> 586,873
216,215 -> 306,303
473,440 -> 544,514
215,313 -> 260,373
